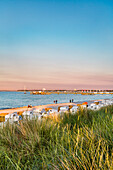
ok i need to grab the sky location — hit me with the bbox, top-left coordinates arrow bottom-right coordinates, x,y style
0,0 -> 113,90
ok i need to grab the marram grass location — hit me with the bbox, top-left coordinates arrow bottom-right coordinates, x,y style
0,105 -> 113,169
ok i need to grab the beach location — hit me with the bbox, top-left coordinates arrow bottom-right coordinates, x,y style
0,99 -> 105,115
0,102 -> 77,114
0,91 -> 113,111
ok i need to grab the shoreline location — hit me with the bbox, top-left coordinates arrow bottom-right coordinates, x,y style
0,103 -> 77,114
0,99 -> 105,114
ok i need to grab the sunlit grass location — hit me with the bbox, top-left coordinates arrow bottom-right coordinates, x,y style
0,105 -> 113,169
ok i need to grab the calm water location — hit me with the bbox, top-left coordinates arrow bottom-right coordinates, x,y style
0,91 -> 113,110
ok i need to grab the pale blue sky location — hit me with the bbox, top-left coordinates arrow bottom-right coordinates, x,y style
0,0 -> 113,90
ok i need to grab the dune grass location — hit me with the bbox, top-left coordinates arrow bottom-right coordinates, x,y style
0,105 -> 113,169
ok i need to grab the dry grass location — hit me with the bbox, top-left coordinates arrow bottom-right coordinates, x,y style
0,105 -> 113,169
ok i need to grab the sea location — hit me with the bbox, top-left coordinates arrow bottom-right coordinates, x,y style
0,91 -> 113,110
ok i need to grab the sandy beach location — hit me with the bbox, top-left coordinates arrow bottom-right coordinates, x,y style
0,102 -> 77,114
0,99 -> 105,115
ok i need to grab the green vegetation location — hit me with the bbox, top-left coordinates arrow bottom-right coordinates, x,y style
0,106 -> 113,169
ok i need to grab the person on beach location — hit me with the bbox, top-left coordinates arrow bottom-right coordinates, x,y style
72,99 -> 74,103
54,100 -> 55,104
56,100 -> 57,104
70,99 -> 71,103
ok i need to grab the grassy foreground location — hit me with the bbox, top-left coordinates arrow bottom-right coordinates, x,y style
0,106 -> 113,170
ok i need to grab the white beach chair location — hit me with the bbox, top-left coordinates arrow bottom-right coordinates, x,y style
59,106 -> 69,113
70,106 -> 78,114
